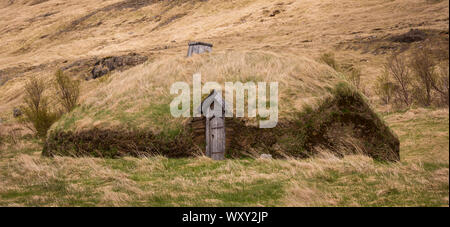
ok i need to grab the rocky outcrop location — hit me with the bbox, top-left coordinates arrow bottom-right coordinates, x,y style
59,53 -> 148,80
89,53 -> 148,80
13,107 -> 22,118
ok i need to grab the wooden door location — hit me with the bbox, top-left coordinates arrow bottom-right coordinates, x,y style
206,115 -> 225,160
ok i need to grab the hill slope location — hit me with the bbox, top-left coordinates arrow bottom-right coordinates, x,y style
1,0 -> 448,116
0,0 -> 448,207
1,0 -> 448,159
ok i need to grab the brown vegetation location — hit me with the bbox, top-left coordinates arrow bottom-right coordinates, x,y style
43,128 -> 193,158
374,70 -> 395,105
0,0 -> 448,207
20,77 -> 60,138
54,70 -> 80,112
375,45 -> 449,108
410,46 -> 436,106
20,70 -> 80,139
385,53 -> 412,106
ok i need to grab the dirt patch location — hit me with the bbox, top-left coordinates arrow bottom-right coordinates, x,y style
53,0 -> 160,35
0,62 -> 53,86
28,0 -> 49,6
54,0 -> 205,35
390,29 -> 428,43
26,11 -> 58,23
338,29 -> 448,55
110,0 -> 162,10
151,13 -> 187,31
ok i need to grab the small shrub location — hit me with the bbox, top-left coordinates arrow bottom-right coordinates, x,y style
21,77 -> 61,138
54,69 -> 80,112
320,52 -> 339,70
410,85 -> 429,107
432,62 -> 449,106
374,70 -> 396,105
410,46 -> 436,106
385,53 -> 412,106
378,48 -> 448,108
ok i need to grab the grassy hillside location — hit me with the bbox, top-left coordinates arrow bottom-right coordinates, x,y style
1,0 -> 448,116
0,0 -> 448,206
50,51 -> 338,132
0,108 -> 447,206
42,51 -> 349,157
37,51 -> 399,160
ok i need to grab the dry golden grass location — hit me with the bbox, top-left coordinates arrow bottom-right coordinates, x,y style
1,0 -> 447,64
0,108 -> 447,207
0,0 -> 448,207
0,0 -> 448,117
385,108 -> 449,163
49,50 -> 339,134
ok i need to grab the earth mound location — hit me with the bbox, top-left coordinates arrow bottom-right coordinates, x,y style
43,51 -> 399,161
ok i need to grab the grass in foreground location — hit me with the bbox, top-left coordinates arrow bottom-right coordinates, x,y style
0,108 -> 448,206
